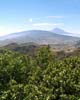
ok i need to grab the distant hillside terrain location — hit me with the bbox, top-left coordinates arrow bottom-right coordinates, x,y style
0,29 -> 80,47
0,42 -> 40,56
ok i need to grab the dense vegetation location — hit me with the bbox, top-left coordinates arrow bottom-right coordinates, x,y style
0,47 -> 80,100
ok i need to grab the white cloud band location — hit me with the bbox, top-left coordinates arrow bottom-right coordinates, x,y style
32,23 -> 64,26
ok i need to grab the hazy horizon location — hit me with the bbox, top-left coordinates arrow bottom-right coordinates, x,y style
0,0 -> 80,36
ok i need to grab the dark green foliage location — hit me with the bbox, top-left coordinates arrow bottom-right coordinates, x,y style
0,47 -> 80,100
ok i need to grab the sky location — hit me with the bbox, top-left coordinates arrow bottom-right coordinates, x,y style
0,0 -> 80,36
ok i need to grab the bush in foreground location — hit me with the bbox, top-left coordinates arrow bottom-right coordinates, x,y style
0,48 -> 80,100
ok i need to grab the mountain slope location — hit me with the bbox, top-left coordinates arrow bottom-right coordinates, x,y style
0,30 -> 79,46
52,28 -> 74,36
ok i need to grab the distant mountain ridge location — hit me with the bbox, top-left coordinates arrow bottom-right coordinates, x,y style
52,28 -> 73,36
0,28 -> 80,47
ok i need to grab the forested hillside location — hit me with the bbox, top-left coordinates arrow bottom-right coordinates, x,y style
0,47 -> 80,100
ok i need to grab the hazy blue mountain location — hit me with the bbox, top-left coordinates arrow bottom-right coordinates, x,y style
0,30 -> 79,47
52,28 -> 73,36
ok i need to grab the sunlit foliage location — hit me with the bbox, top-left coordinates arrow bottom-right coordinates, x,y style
0,48 -> 80,100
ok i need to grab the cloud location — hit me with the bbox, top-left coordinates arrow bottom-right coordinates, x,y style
33,18 -> 40,20
29,18 -> 33,22
29,17 -> 41,23
46,16 -> 64,19
28,16 -> 64,23
32,23 -> 64,26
